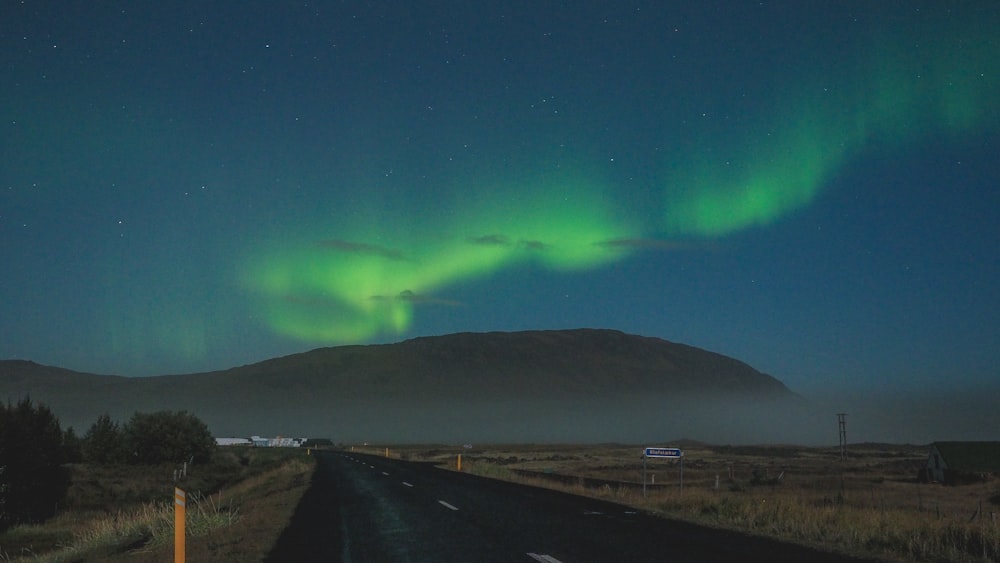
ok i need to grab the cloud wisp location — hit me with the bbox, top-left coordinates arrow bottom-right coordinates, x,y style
317,239 -> 408,261
370,290 -> 461,307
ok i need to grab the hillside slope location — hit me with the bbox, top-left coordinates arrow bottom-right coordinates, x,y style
1,329 -> 803,443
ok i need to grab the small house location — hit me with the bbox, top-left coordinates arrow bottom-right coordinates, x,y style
925,441 -> 1000,484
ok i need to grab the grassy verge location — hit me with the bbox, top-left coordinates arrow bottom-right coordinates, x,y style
451,446 -> 1000,563
0,447 -> 315,562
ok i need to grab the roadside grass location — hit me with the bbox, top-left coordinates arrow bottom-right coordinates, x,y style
0,447 -> 315,562
640,485 -> 1000,562
433,444 -> 1000,563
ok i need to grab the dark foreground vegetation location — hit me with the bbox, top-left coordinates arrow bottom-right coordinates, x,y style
0,398 -> 75,531
1,398 -> 215,533
0,398 -> 314,561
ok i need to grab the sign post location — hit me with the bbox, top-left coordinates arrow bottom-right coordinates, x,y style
642,447 -> 683,497
174,487 -> 186,563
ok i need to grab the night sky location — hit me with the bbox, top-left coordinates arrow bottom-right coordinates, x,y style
3,2 -> 998,401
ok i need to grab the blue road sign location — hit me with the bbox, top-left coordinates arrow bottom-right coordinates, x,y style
644,447 -> 682,458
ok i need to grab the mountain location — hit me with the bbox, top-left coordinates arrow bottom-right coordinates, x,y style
0,329 -> 807,444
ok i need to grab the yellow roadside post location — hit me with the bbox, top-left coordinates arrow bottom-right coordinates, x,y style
385,447 -> 389,458
174,487 -> 186,563
457,453 -> 462,472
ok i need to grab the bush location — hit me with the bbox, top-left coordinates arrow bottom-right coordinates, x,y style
0,397 -> 72,530
121,410 -> 215,465
61,426 -> 83,463
82,413 -> 124,464
300,438 -> 334,448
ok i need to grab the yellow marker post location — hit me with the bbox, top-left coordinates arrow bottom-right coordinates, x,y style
457,453 -> 462,472
385,447 -> 389,458
174,487 -> 186,563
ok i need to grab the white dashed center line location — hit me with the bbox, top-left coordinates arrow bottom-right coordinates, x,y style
402,482 -> 414,487
382,471 -> 389,476
437,500 -> 459,511
527,554 -> 563,563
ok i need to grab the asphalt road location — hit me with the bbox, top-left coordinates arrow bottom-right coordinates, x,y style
266,451 -> 878,562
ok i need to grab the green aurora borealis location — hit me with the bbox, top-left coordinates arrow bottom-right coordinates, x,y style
244,14 -> 999,344
247,172 -> 632,341
3,1 -> 1000,393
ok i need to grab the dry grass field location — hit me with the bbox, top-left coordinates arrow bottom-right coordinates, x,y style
381,442 -> 1000,563
0,447 -> 314,562
6,442 -> 996,562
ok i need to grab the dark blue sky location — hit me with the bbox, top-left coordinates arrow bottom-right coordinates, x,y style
2,2 -> 998,399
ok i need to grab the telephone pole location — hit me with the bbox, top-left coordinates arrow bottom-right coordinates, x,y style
837,413 -> 847,461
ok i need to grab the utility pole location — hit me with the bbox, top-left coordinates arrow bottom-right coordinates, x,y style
837,413 -> 847,461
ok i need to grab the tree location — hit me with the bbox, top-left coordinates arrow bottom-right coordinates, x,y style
82,413 -> 123,464
301,438 -> 334,448
0,397 -> 71,530
121,411 -> 215,465
61,426 -> 82,463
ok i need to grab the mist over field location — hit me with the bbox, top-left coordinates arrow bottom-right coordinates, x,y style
191,390 -> 998,447
2,384 -> 994,447
199,396 -> 819,446
797,388 -> 1000,445
2,330 -> 996,446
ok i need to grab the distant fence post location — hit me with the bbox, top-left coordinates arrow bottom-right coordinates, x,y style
642,454 -> 647,498
679,457 -> 683,494
174,487 -> 186,563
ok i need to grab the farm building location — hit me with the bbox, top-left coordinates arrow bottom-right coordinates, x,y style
216,437 -> 252,446
250,435 -> 304,447
925,441 -> 1000,484
216,435 -> 307,447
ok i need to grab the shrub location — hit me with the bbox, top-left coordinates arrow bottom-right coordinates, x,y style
82,413 -> 124,464
61,426 -> 83,463
121,410 -> 215,465
0,397 -> 72,530
301,438 -> 333,448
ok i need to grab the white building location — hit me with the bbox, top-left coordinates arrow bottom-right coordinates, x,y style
215,437 -> 252,446
248,435 -> 304,447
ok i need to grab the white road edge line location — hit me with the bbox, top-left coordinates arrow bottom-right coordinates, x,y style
438,500 -> 459,511
527,554 -> 563,563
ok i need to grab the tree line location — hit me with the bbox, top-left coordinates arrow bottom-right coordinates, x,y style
0,397 -> 214,531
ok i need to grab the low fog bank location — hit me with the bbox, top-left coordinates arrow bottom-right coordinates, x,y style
202,396 -> 827,446
200,396 -> 819,445
202,387 -> 1000,446
798,386 -> 1000,445
28,385 -> 996,447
